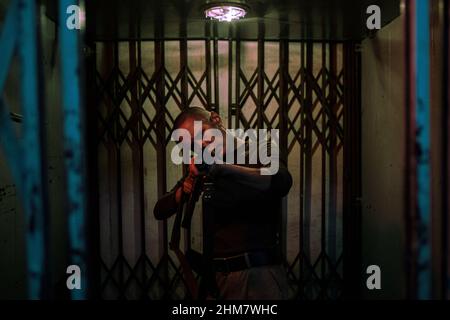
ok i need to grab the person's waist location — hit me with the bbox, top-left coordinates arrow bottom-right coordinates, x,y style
212,226 -> 279,254
212,246 -> 282,273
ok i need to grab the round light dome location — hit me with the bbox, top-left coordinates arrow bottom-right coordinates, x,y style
204,1 -> 249,22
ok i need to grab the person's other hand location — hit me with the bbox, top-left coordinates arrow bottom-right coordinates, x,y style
182,174 -> 195,194
175,158 -> 200,203
188,156 -> 200,178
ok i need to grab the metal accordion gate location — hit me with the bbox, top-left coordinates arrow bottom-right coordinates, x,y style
92,38 -> 361,300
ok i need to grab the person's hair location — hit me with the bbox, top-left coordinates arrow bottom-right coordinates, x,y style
173,106 -> 211,129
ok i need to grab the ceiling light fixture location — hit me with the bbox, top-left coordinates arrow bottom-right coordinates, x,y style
204,0 -> 249,22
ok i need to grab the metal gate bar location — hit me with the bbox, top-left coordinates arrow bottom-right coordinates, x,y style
343,42 -> 362,299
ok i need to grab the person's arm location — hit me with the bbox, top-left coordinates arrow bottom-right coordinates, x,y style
153,185 -> 182,220
153,159 -> 200,220
211,134 -> 292,197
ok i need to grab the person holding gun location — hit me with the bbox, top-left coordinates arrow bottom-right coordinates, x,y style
154,107 -> 292,300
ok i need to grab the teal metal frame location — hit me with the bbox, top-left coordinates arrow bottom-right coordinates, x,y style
0,0 -> 50,299
59,0 -> 88,300
0,0 -> 88,299
414,0 -> 432,300
405,0 -> 432,299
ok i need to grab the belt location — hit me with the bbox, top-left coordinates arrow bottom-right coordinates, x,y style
212,249 -> 282,273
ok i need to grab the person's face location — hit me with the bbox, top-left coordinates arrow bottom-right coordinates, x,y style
178,114 -> 225,157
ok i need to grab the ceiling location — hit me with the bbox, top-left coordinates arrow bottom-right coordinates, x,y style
45,0 -> 400,41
